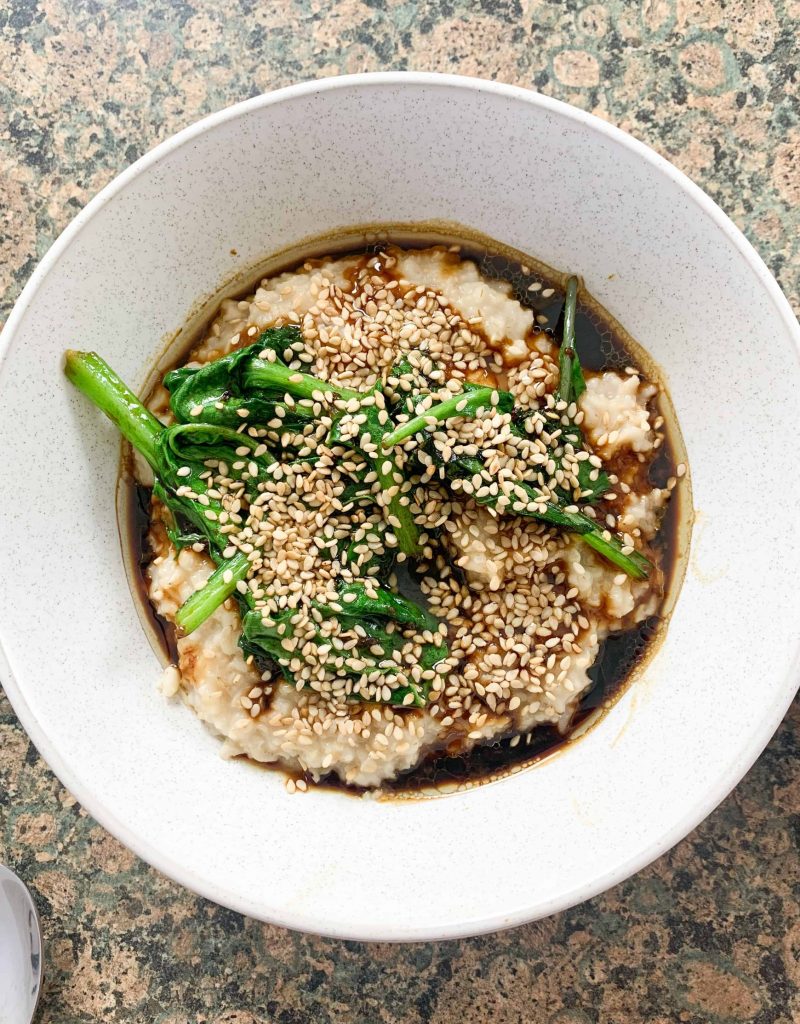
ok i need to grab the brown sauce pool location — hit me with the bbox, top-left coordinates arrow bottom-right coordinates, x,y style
119,223 -> 691,798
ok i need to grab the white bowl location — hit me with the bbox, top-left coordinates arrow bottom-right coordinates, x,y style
1,73 -> 798,941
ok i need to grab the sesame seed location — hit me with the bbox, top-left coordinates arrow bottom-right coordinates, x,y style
150,246 -> 670,791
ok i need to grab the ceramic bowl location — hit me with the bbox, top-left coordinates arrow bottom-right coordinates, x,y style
1,73 -> 798,941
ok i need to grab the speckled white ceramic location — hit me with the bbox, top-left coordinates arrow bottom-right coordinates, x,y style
1,74 -> 798,941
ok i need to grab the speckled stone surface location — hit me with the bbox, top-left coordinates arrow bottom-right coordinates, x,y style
1,1 -> 798,1021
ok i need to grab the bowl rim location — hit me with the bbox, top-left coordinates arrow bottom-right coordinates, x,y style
1,72 -> 799,940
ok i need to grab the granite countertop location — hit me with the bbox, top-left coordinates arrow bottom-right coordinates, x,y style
1,1 -> 799,1021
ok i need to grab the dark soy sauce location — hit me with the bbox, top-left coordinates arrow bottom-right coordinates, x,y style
121,477 -> 179,666
123,226 -> 689,798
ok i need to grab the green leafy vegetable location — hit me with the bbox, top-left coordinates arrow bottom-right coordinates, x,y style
376,292 -> 647,579
65,348 -> 445,704
164,326 -> 359,430
150,424 -> 274,561
317,581 -> 441,633
440,453 -> 650,580
240,580 -> 447,707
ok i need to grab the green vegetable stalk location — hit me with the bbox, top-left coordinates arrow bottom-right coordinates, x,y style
382,384 -> 513,448
65,350 -> 269,628
174,551 -> 251,633
330,398 -> 422,557
557,276 -> 586,404
65,350 -> 162,471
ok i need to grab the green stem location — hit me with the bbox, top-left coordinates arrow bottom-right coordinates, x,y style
175,552 -> 251,634
376,450 -> 421,557
245,359 -> 361,404
545,505 -> 651,580
512,490 -> 650,579
330,402 -> 422,557
382,387 -> 494,447
557,276 -> 580,404
581,530 -> 650,579
65,351 -> 255,632
64,350 -> 162,470
499,485 -> 650,579
445,457 -> 650,580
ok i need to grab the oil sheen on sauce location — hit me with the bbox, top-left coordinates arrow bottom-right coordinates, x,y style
122,225 -> 690,797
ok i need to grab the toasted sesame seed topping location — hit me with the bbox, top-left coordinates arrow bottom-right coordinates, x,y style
146,245 -> 675,789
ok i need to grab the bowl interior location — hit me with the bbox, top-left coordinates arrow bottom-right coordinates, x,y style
1,75 -> 798,940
